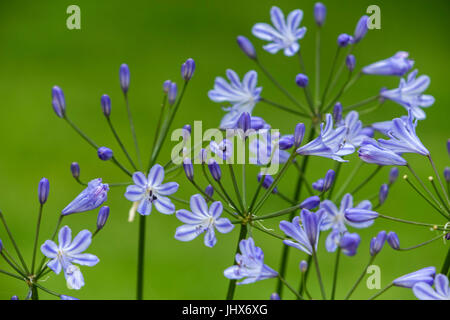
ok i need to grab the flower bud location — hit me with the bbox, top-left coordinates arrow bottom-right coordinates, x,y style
10,295 -> 18,300
257,173 -> 277,193
324,169 -> 335,191
183,158 -> 194,181
100,94 -> 111,117
344,208 -> 378,225
378,184 -> 389,205
62,178 -> 109,215
299,260 -> 308,272
119,64 -> 130,94
387,231 -> 400,250
346,54 -> 356,71
182,124 -> 192,135
97,147 -> 113,161
370,230 -> 387,256
0,239 -> 3,252
353,15 -> 369,44
444,167 -> 450,183
237,36 -> 257,60
168,82 -> 178,105
71,162 -> 80,179
270,293 -> 280,300
208,159 -> 221,181
295,73 -> 309,88
96,206 -> 110,230
52,86 -> 66,118
205,185 -> 214,198
163,80 -> 171,94
294,123 -> 305,147
314,2 -> 326,26
446,233 -> 450,241
300,196 -> 320,210
199,148 -> 208,164
389,167 -> 399,184
237,112 -> 251,133
340,232 -> 361,256
278,135 -> 294,150
333,102 -> 343,124
447,139 -> 450,157
38,177 -> 50,205
250,116 -> 266,130
337,33 -> 352,47
181,58 -> 196,81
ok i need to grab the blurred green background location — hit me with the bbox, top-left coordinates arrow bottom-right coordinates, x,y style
0,0 -> 448,300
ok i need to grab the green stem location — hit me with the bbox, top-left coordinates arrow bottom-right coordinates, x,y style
343,95 -> 379,111
31,285 -> 39,300
320,46 -> 341,111
31,204 -> 44,274
345,255 -> 375,300
350,165 -> 382,195
333,161 -> 363,202
0,268 -> 24,281
298,255 -> 312,298
428,155 -> 450,206
312,249 -> 327,300
106,117 -> 137,171
260,98 -> 309,118
253,203 -> 303,221
150,95 -> 168,160
314,27 -> 321,107
378,213 -> 446,230
403,175 -> 447,217
331,248 -> 341,300
429,177 -> 450,213
226,224 -> 247,300
0,211 -> 29,274
36,215 -> 63,278
228,164 -> 245,213
1,252 -> 27,278
399,233 -> 445,251
124,94 -> 143,170
297,52 -> 315,113
278,275 -> 304,300
368,283 -> 393,300
136,214 -> 146,300
441,246 -> 450,276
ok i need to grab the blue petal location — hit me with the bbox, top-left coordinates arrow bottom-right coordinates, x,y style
148,164 -> 164,187
154,196 -> 175,214
66,230 -> 92,254
71,253 -> 99,267
58,226 -> 72,249
41,240 -> 58,259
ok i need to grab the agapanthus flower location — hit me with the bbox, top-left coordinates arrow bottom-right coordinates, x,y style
208,69 -> 261,129
387,231 -> 400,250
358,138 -> 407,166
337,232 -> 361,256
210,139 -> 233,161
362,51 -> 414,76
393,266 -> 435,288
413,274 -> 450,300
297,114 -> 354,162
340,111 -> 370,147
380,69 -> 434,120
174,194 -> 234,247
279,209 -> 325,255
62,178 -> 109,215
224,237 -> 278,284
252,6 -> 307,56
378,112 -> 429,156
124,165 -> 179,216
41,226 -> 99,290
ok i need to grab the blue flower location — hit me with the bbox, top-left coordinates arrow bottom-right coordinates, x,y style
358,138 -> 407,166
340,111 -> 371,147
208,69 -> 262,129
413,274 -> 450,300
210,139 -> 233,161
362,51 -> 414,76
378,111 -> 429,156
371,116 -> 408,136
380,70 -> 434,120
252,6 -> 307,56
279,209 -> 325,255
338,232 -> 361,256
174,194 -> 234,248
62,178 -> 109,215
393,266 -> 435,288
41,226 -> 99,290
224,237 -> 278,284
296,114 -> 354,162
124,165 -> 179,216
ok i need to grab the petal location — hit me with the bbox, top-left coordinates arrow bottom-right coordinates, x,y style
71,253 -> 99,267
175,224 -> 203,242
190,194 -> 209,216
132,172 -> 147,187
340,193 -> 353,212
215,218 -> 234,234
270,6 -> 286,32
147,164 -> 165,186
65,265 -> 85,290
413,282 -> 443,300
124,185 -> 145,202
66,230 -> 92,254
40,240 -> 58,259
204,228 -> 217,247
209,201 -> 223,219
226,69 -> 242,89
287,9 -> 303,33
243,71 -> 257,91
252,23 -> 282,41
156,182 -> 179,195
47,258 -> 62,275
263,43 -> 283,54
137,198 -> 152,216
284,43 -> 299,56
434,274 -> 449,298
154,196 -> 175,214
176,209 -> 204,224
58,226 -> 72,249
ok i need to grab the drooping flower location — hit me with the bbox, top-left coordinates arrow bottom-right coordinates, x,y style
393,266 -> 435,288
413,274 -> 450,300
208,70 -> 262,129
380,69 -> 434,120
279,209 -> 325,255
224,237 -> 278,284
358,138 -> 407,166
252,6 -> 307,56
52,86 -> 66,118
62,178 -> 109,215
362,52 -> 414,76
378,112 -> 429,156
174,194 -> 234,247
96,206 -> 110,231
41,226 -> 99,290
124,165 -> 179,216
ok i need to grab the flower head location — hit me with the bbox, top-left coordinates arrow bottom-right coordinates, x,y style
41,226 -> 99,290
393,266 -> 435,288
362,51 -> 414,76
224,237 -> 278,284
413,274 -> 450,300
340,111 -> 370,148
62,178 -> 109,215
252,6 -> 307,56
124,165 -> 179,216
175,194 -> 234,247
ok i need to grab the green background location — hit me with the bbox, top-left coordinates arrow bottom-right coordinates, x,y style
0,0 -> 448,300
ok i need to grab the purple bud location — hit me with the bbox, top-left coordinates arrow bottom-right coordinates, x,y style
237,112 -> 251,133
340,232 -> 361,256
300,196 -> 320,210
270,293 -> 280,300
97,147 -> 113,161
0,239 -> 3,252
370,230 -> 387,256
181,58 -> 196,81
119,64 -> 130,94
163,80 -> 171,94
446,233 -> 450,241
324,170 -> 335,191
444,167 -> 450,183
389,167 -> 399,184
333,102 -> 343,124
346,54 -> 356,71
61,178 -> 109,215
168,82 -> 178,105
294,123 -> 305,147
96,206 -> 110,230
353,15 -> 369,44
208,159 -> 221,181
378,184 -> 389,205
199,148 -> 208,164
278,135 -> 294,150
100,94 -> 111,117
51,86 -> 66,118
182,124 -> 192,135
299,260 -> 308,272
345,208 -> 379,225
250,116 -> 266,130
10,295 -> 18,300
205,185 -> 214,198
237,36 -> 257,60
38,178 -> 50,205
337,33 -> 352,47
183,158 -> 194,181
71,162 -> 80,179
295,73 -> 309,88
387,231 -> 400,250
257,173 -> 277,193
314,2 -> 326,26
447,139 -> 450,157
